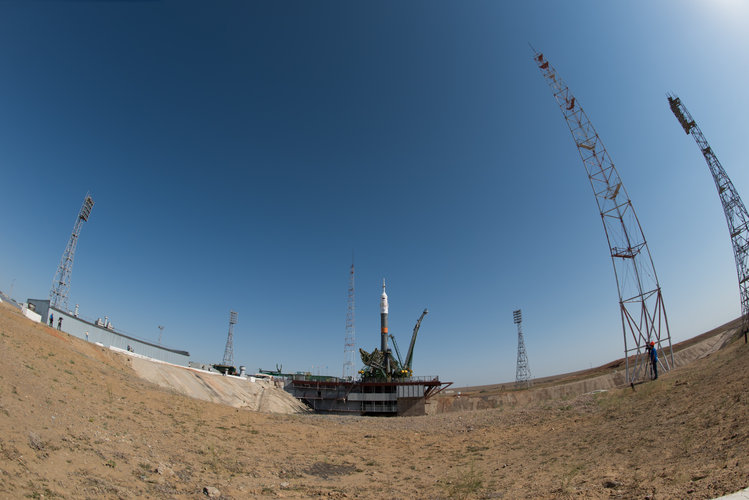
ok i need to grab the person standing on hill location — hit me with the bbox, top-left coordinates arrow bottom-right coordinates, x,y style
49,313 -> 54,327
57,317 -> 63,330
646,341 -> 658,380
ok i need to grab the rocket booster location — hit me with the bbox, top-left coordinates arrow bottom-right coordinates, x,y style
380,279 -> 389,353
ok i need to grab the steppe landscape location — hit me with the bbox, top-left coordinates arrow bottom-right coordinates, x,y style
1,301 -> 748,499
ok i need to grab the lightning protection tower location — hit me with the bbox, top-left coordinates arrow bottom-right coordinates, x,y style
533,50 -> 673,382
514,309 -> 532,387
222,310 -> 238,367
343,257 -> 356,380
668,95 -> 749,342
50,193 -> 94,311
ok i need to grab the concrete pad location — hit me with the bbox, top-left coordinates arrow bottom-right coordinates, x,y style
715,486 -> 749,499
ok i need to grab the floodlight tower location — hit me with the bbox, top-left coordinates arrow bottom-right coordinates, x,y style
513,309 -> 532,387
532,50 -> 674,382
343,257 -> 356,380
222,310 -> 238,367
668,95 -> 749,342
50,193 -> 95,311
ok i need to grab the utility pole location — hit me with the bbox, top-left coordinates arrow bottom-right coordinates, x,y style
158,325 -> 165,345
668,94 -> 749,343
532,50 -> 673,382
514,309 -> 532,387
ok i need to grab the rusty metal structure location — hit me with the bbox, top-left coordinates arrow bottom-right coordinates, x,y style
668,94 -> 749,342
532,50 -> 673,382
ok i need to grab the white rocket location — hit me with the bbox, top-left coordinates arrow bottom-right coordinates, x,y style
380,279 -> 389,352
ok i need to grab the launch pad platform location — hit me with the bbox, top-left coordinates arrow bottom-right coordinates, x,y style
286,376 -> 451,416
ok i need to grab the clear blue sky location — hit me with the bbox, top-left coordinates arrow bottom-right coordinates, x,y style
1,1 -> 747,387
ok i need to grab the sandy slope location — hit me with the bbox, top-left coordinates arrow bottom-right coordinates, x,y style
0,302 -> 747,499
125,354 -> 308,414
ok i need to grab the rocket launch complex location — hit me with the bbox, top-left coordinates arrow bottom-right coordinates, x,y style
283,280 -> 450,415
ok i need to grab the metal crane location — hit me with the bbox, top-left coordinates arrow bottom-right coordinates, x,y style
668,94 -> 749,342
389,334 -> 404,367
532,50 -> 673,382
404,308 -> 428,374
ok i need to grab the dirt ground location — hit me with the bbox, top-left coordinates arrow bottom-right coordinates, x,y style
1,302 -> 748,499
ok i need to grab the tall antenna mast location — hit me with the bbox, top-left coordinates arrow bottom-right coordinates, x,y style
513,309 -> 532,387
668,95 -> 749,342
222,310 -> 238,366
532,50 -> 673,382
343,255 -> 356,380
50,193 -> 94,311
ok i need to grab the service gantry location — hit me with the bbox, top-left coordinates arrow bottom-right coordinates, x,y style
50,193 -> 95,311
668,94 -> 749,342
532,50 -> 674,382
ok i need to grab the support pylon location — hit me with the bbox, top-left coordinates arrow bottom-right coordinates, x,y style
513,309 -> 532,387
532,50 -> 674,382
50,194 -> 94,311
222,310 -> 238,367
343,256 -> 356,380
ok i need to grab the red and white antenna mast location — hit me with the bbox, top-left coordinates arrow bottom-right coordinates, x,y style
532,50 -> 673,382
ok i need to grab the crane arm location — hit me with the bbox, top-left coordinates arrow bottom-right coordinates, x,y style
389,334 -> 404,367
404,309 -> 428,371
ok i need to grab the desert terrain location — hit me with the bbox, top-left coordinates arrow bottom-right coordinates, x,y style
1,301 -> 748,499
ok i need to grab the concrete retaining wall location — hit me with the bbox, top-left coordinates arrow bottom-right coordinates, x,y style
431,327 -> 738,414
21,304 -> 41,323
123,350 -> 308,414
28,299 -> 190,366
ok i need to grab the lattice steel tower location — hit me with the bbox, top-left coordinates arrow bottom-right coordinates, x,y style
50,193 -> 94,311
514,309 -> 532,387
533,50 -> 674,382
222,310 -> 238,366
668,94 -> 749,341
343,257 -> 356,380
